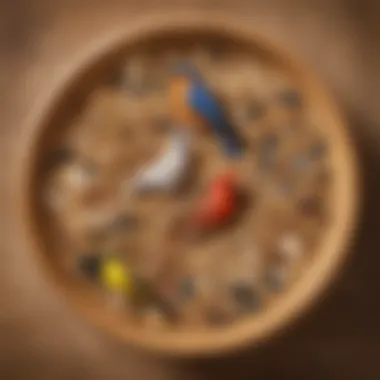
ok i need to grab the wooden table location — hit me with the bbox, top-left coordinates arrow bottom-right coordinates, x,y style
1,1 -> 380,379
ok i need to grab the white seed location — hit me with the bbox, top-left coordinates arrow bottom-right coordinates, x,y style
278,233 -> 303,261
62,163 -> 92,191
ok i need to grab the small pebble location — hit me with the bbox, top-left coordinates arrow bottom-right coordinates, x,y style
278,233 -> 303,261
278,89 -> 302,108
77,253 -> 102,280
63,162 -> 94,191
231,283 -> 261,312
101,257 -> 133,294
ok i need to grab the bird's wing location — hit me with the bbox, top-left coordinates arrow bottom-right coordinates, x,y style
189,83 -> 229,130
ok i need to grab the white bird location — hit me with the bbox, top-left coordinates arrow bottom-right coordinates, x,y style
130,128 -> 191,195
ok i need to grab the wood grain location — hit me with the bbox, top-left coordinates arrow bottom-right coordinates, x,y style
1,0 -> 380,379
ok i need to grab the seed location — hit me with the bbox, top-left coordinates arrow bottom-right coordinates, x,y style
278,233 -> 303,261
231,283 -> 261,312
77,253 -> 102,280
63,162 -> 96,191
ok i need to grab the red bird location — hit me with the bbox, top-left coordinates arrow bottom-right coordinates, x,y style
190,172 -> 238,232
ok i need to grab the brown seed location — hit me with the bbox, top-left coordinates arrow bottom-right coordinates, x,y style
231,283 -> 261,313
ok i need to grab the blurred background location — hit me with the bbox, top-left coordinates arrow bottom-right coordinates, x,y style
1,0 -> 380,379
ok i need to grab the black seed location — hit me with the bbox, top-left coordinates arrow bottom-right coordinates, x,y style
78,254 -> 102,280
278,90 -> 302,108
232,284 -> 261,312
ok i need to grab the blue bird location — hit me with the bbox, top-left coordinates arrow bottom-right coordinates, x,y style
169,62 -> 244,158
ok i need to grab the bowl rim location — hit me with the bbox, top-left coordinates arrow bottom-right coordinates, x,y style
13,11 -> 360,357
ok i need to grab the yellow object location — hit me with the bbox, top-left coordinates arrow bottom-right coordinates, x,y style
101,257 -> 133,295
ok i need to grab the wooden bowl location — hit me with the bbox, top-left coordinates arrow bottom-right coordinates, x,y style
14,12 -> 359,357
